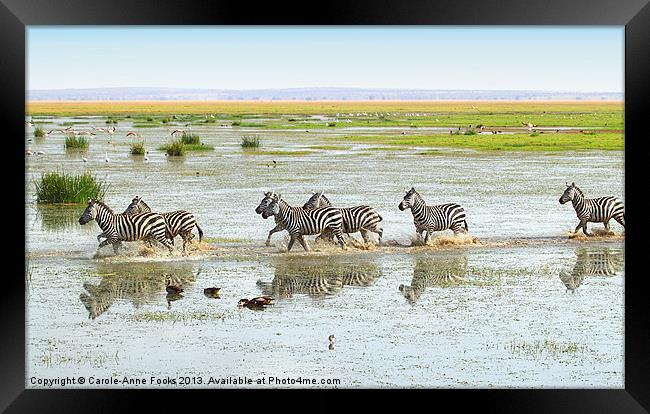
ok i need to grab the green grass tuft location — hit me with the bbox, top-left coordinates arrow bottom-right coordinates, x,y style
65,135 -> 89,149
180,132 -> 201,145
34,126 -> 45,137
162,139 -> 185,156
130,142 -> 146,155
34,171 -> 109,204
241,135 -> 261,148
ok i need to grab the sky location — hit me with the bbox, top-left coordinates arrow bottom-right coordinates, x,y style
27,27 -> 624,92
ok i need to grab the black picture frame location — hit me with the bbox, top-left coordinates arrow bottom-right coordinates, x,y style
4,0 -> 648,411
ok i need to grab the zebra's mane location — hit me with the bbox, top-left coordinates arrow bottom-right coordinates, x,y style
319,193 -> 332,206
93,200 -> 115,214
572,185 -> 584,197
136,198 -> 151,211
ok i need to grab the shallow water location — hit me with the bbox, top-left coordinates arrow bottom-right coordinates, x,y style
25,118 -> 624,388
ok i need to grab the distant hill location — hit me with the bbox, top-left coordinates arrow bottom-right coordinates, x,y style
27,87 -> 622,101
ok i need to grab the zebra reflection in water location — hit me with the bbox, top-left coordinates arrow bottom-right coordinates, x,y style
256,258 -> 381,299
559,247 -> 624,292
399,255 -> 467,305
79,262 -> 197,319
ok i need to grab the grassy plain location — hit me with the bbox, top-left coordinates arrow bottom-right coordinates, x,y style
27,100 -> 624,151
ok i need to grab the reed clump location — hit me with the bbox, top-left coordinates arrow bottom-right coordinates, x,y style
34,171 -> 108,204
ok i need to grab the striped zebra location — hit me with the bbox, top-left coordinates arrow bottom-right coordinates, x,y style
79,199 -> 173,254
311,193 -> 384,245
256,191 -> 329,246
559,182 -> 625,236
559,247 -> 624,292
398,187 -> 468,243
122,196 -> 204,253
256,192 -> 346,251
399,255 -> 467,304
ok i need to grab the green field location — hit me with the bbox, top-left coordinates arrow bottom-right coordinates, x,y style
27,100 -> 624,151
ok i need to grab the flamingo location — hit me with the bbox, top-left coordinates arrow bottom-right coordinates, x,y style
35,150 -> 45,156
170,129 -> 186,137
92,127 -> 108,133
106,126 -> 116,135
126,131 -> 139,137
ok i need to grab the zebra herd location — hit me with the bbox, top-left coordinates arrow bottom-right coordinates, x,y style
79,197 -> 203,254
78,182 -> 624,254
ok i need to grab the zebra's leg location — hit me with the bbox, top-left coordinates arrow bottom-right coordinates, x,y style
96,232 -> 106,242
614,213 -> 625,228
332,227 -> 347,250
579,220 -> 592,236
360,229 -> 370,244
266,224 -> 284,246
287,234 -> 297,252
603,219 -> 611,233
423,230 -> 431,245
112,241 -> 123,254
297,235 -> 311,252
98,238 -> 113,250
574,220 -> 587,235
154,232 -> 175,253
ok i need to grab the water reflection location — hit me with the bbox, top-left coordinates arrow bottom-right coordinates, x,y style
257,257 -> 381,299
559,247 -> 624,292
80,262 -> 197,319
33,204 -> 86,232
399,255 -> 467,304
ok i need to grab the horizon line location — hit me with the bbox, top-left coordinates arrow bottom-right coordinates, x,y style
27,86 -> 623,94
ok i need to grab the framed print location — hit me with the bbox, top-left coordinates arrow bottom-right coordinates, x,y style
4,0 -> 649,411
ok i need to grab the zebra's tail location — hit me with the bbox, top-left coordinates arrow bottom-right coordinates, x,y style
463,220 -> 469,232
196,223 -> 204,243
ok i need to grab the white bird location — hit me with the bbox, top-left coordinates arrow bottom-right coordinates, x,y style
170,129 -> 186,137
35,150 -> 45,156
104,153 -> 110,162
82,157 -> 88,162
26,149 -> 33,156
144,155 -> 149,161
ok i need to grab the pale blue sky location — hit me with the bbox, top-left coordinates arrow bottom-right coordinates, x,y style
27,27 -> 624,92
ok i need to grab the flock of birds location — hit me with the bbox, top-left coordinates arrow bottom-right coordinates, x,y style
163,280 -> 335,347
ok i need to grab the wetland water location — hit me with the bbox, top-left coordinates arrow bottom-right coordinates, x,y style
25,117 -> 624,388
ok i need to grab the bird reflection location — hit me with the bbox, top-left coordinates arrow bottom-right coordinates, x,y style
399,255 -> 467,305
559,247 -> 624,292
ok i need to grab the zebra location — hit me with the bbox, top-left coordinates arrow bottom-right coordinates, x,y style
256,192 -> 346,252
399,255 -> 467,304
559,182 -> 625,236
559,247 -> 624,292
310,193 -> 384,245
122,196 -> 204,253
256,191 -> 330,246
398,187 -> 468,243
79,199 -> 173,254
